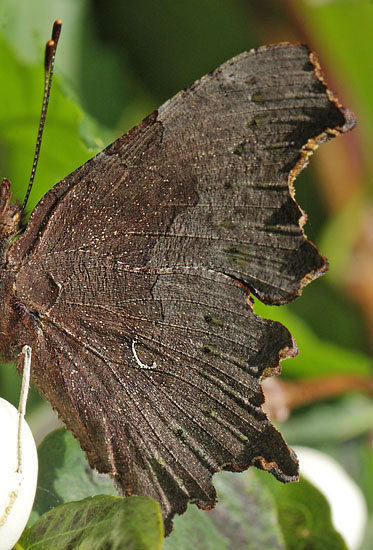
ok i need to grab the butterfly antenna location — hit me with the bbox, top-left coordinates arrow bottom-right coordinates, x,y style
21,19 -> 62,213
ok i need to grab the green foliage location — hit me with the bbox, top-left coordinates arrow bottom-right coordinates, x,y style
0,30 -> 98,214
295,0 -> 373,179
257,471 -> 348,550
282,394 -> 373,447
25,428 -> 347,549
32,429 -> 117,524
21,429 -> 163,549
20,495 -> 163,550
165,470 -> 285,550
255,301 -> 371,379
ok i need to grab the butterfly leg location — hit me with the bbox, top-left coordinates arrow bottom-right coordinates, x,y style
17,345 -> 32,473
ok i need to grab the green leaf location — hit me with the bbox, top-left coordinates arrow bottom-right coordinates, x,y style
256,470 -> 348,550
34,435 -> 286,550
166,469 -> 348,549
282,394 -> 373,446
320,194 -> 366,289
0,30 -> 102,215
254,301 -> 371,379
360,516 -> 373,550
26,429 -> 163,548
20,494 -> 163,550
293,0 -> 373,182
32,428 -> 116,523
165,471 -> 285,550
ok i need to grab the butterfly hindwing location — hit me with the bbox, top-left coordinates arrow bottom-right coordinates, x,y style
3,43 -> 354,532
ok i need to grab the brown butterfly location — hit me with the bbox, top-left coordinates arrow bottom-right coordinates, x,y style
0,21 -> 354,534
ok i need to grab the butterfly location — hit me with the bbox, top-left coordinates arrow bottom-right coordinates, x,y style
0,22 -> 354,534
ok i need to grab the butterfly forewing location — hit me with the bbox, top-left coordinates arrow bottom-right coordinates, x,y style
0,43 -> 355,533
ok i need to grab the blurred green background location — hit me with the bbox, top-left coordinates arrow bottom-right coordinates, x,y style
0,0 -> 372,548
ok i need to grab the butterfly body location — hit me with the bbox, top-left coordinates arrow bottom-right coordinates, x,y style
0,44 -> 354,533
